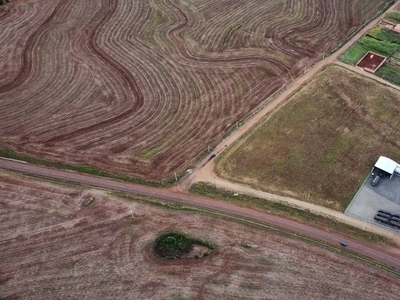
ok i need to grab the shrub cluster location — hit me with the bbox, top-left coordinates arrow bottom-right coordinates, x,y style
152,232 -> 217,260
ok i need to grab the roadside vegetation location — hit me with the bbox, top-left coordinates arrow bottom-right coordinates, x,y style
0,149 -> 172,187
189,182 -> 395,246
215,65 -> 400,211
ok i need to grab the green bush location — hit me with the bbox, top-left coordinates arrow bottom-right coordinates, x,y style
358,36 -> 399,56
152,232 -> 217,260
153,232 -> 192,259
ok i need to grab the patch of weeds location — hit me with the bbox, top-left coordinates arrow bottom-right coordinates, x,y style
339,44 -> 368,65
385,11 -> 400,23
375,62 -> 400,85
189,182 -> 394,246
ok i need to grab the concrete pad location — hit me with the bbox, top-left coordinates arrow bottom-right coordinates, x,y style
345,175 -> 400,233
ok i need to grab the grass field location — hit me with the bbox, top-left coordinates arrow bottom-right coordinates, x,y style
216,65 -> 400,211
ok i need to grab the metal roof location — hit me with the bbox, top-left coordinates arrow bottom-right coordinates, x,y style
374,156 -> 398,175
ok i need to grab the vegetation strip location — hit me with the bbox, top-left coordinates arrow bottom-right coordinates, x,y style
113,191 -> 400,277
0,149 -> 172,187
189,182 -> 394,246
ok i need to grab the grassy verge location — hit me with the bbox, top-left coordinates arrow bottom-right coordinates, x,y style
189,182 -> 395,247
0,148 -> 171,187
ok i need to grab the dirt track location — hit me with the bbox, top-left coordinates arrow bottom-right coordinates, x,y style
1,158 -> 400,271
2,172 -> 399,299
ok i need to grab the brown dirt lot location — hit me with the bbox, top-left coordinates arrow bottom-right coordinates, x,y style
1,171 -> 399,299
0,0 -> 392,181
216,65 -> 400,211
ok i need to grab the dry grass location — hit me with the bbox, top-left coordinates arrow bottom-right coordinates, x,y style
216,64 -> 400,210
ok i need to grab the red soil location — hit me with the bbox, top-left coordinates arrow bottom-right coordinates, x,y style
357,52 -> 386,72
1,171 -> 399,299
0,0 -> 392,181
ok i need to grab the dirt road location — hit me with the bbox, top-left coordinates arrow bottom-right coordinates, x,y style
177,0 -> 400,238
1,158 -> 400,271
181,0 -> 400,191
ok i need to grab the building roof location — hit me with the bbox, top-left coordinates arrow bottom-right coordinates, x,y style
374,156 -> 398,175
395,24 -> 400,33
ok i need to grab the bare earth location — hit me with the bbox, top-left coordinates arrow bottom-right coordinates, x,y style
1,171 -> 399,299
0,0 -> 392,181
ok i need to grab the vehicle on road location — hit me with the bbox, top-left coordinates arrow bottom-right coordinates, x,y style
340,241 -> 348,247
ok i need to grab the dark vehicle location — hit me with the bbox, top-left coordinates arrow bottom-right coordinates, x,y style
371,175 -> 380,186
389,220 -> 400,229
378,209 -> 392,216
392,216 -> 400,222
340,241 -> 347,247
374,215 -> 390,224
377,212 -> 391,218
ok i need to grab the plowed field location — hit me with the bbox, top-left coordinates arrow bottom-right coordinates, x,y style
1,171 -> 399,299
0,0 -> 392,180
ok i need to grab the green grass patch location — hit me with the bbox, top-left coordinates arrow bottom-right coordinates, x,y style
385,11 -> 400,23
338,44 -> 368,65
375,62 -> 400,85
367,27 -> 400,44
0,148 -> 172,187
358,36 -> 399,56
189,182 -> 395,246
